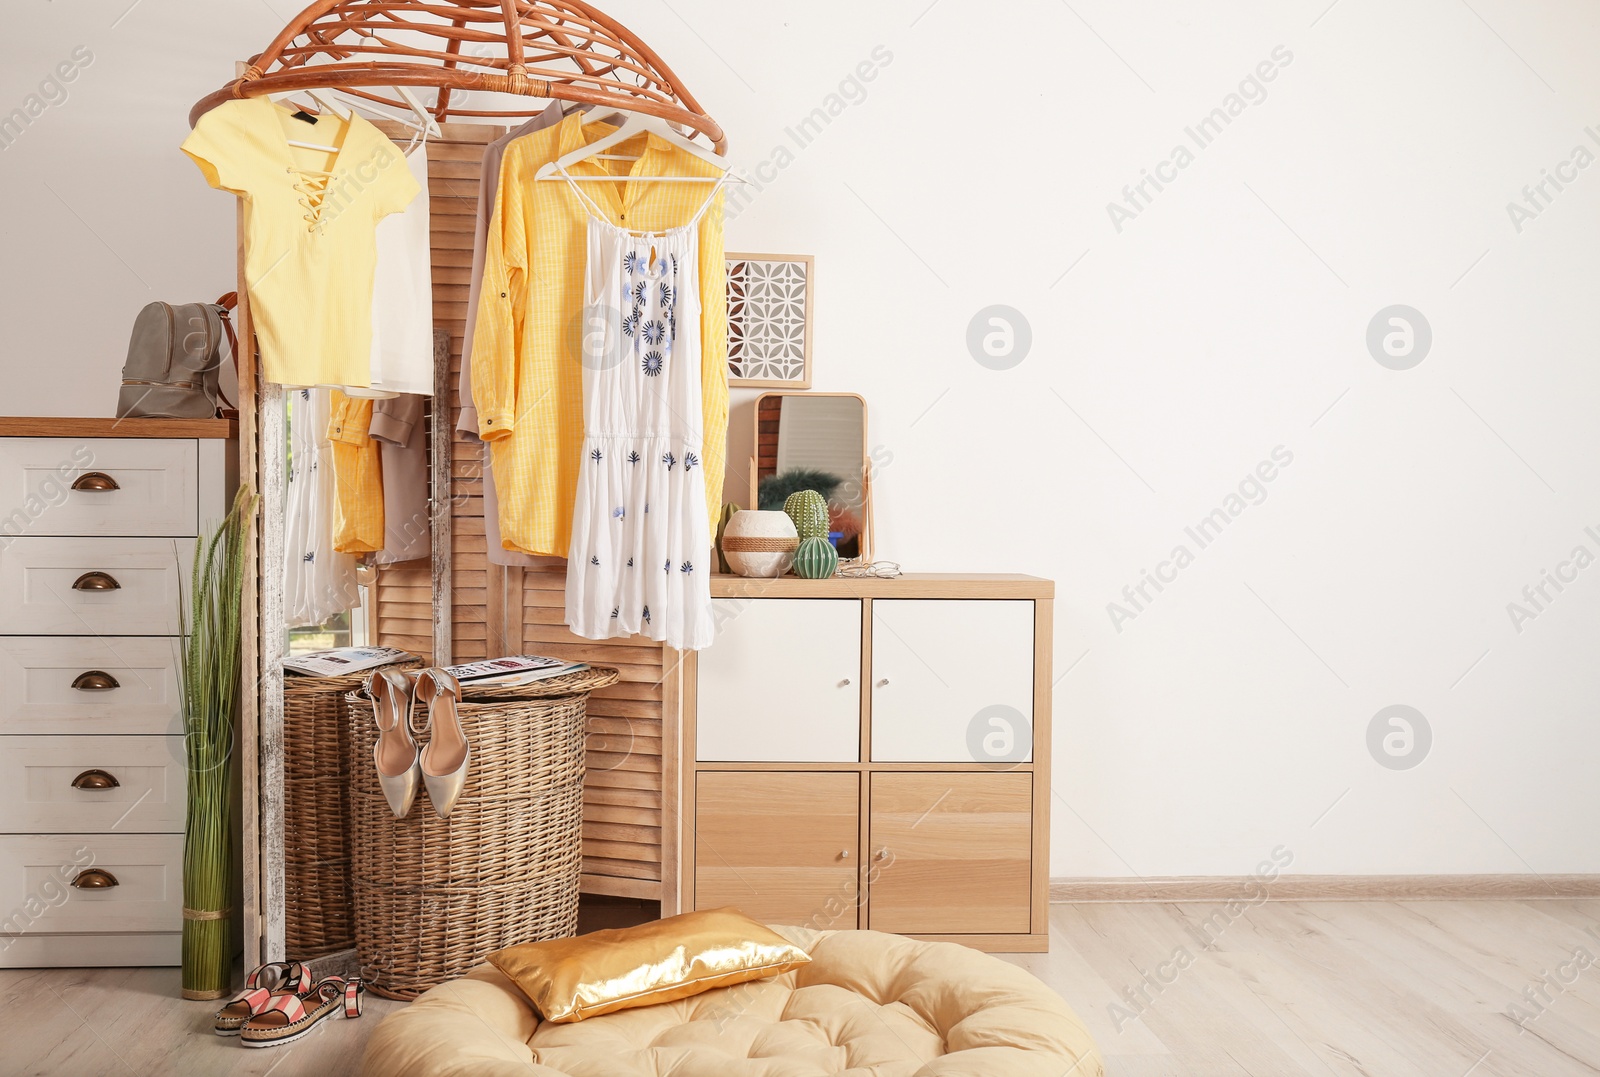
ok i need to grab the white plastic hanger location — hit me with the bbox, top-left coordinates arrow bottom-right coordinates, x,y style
272,94 -> 342,154
534,111 -> 741,184
308,87 -> 441,140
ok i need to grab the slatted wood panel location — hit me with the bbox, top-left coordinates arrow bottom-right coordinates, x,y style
371,121 -> 671,903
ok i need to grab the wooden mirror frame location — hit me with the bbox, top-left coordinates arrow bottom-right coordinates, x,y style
750,391 -> 874,565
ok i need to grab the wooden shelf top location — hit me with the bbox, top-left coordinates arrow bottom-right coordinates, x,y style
0,416 -> 238,439
710,572 -> 1053,599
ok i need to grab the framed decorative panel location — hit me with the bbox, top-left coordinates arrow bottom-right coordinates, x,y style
726,253 -> 814,389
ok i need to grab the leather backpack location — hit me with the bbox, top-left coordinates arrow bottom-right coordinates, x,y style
116,292 -> 238,419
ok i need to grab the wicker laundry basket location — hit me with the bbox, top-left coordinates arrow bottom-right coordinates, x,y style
281,660 -> 422,959
347,666 -> 620,1000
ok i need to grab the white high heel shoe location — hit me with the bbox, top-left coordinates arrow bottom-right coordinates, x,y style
412,668 -> 469,820
367,668 -> 420,819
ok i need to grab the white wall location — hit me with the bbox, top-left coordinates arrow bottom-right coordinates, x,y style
4,0 -> 1598,878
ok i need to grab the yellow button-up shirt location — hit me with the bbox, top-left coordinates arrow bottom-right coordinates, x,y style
471,112 -> 728,558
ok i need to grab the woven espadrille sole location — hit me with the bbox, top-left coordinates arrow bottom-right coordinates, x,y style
239,1003 -> 347,1049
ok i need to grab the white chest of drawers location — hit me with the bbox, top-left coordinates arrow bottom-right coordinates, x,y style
0,417 -> 234,968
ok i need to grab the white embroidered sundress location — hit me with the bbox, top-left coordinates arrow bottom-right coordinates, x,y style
284,387 -> 362,628
560,170 -> 727,651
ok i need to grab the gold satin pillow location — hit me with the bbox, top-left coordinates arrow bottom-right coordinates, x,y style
487,908 -> 811,1023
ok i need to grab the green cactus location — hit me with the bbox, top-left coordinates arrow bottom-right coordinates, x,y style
792,535 -> 839,579
714,502 -> 740,574
783,490 -> 830,541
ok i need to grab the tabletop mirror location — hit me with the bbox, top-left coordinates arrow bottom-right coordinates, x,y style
752,391 -> 873,562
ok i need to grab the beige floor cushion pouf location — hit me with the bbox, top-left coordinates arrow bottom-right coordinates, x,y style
362,925 -> 1104,1077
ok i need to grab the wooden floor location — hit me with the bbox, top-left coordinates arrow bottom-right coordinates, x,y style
4,900 -> 1598,1076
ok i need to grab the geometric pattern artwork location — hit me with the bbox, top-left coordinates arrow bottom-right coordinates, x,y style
726,253 -> 813,388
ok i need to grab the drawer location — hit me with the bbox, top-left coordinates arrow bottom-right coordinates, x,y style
0,538 -> 191,635
0,637 -> 182,735
0,438 -> 198,538
697,599 -> 862,762
0,833 -> 183,934
0,736 -> 186,833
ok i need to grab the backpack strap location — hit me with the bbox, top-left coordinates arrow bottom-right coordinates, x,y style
213,292 -> 240,415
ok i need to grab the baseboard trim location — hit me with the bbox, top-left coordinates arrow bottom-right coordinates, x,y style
1050,874 -> 1600,903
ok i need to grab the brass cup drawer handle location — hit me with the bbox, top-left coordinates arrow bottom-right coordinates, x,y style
72,671 -> 120,692
71,869 -> 119,889
70,472 -> 121,492
72,571 -> 121,592
71,769 -> 120,790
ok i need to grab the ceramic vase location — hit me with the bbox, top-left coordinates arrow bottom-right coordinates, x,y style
722,510 -> 799,577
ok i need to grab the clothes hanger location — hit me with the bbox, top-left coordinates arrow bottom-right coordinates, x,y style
308,87 -> 441,141
534,111 -> 742,184
270,92 -> 341,154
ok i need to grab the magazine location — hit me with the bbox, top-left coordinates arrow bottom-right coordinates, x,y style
445,655 -> 588,685
282,646 -> 416,678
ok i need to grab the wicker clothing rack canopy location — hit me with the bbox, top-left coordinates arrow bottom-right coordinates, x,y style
189,0 -> 726,150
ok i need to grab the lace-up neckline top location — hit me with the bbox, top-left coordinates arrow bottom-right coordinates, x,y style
181,97 -> 419,390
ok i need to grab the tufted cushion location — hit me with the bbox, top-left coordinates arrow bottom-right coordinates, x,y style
363,925 -> 1103,1076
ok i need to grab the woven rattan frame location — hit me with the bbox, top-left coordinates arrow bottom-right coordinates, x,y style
189,0 -> 726,149
281,660 -> 422,959
346,680 -> 606,999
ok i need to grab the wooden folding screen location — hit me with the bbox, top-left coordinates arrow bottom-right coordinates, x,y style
368,121 -> 680,908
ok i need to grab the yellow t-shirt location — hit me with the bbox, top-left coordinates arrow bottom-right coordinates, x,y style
181,98 -> 418,390
471,112 -> 728,557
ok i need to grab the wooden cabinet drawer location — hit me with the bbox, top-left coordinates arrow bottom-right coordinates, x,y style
0,438 -> 198,538
0,736 -> 186,833
695,771 -> 859,929
0,637 -> 182,735
867,773 -> 1032,935
0,538 -> 191,635
871,600 -> 1035,763
697,599 -> 862,762
0,834 -> 183,934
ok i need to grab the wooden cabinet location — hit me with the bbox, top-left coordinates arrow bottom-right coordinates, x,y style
694,771 -> 859,929
0,420 -> 233,968
680,574 -> 1052,952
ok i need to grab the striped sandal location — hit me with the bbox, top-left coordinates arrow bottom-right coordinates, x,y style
213,961 -> 309,1036
240,976 -> 364,1049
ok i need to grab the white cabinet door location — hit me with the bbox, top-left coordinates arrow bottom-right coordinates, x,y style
697,599 -> 861,762
871,600 -> 1035,763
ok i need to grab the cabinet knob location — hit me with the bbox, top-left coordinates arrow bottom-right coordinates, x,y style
875,848 -> 890,861
839,849 -> 851,859
71,869 -> 119,889
72,769 -> 120,790
72,671 -> 120,692
838,678 -> 852,688
72,571 -> 121,592
876,678 -> 890,688
70,472 -> 120,492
